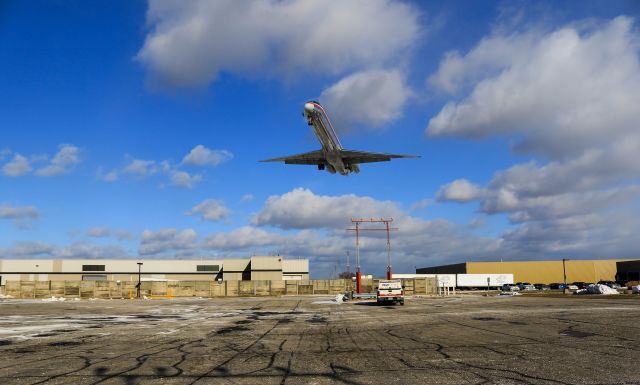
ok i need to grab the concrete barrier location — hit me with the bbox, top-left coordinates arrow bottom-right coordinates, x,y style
3,278 -> 437,299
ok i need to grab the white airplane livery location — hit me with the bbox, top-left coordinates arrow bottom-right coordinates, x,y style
260,101 -> 419,175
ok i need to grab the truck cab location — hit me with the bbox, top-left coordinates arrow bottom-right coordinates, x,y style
376,280 -> 404,305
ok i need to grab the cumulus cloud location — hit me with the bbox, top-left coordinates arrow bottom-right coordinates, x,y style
36,144 -> 81,177
182,145 -> 233,167
87,227 -> 111,238
252,188 -> 403,229
0,240 -> 130,259
169,170 -> 202,189
0,203 -> 40,228
0,241 -> 55,258
437,179 -> 484,202
137,0 -> 420,88
96,167 -> 118,182
187,199 -> 230,222
123,159 -> 159,177
55,242 -> 130,259
319,69 -> 412,129
429,17 -> 640,259
2,154 -> 32,177
139,228 -> 198,256
427,17 -> 640,159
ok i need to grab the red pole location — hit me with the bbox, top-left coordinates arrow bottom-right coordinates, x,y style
356,222 -> 362,294
386,220 -> 392,280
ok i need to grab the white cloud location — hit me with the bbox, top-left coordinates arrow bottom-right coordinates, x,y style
55,242 -> 130,259
436,179 -> 484,202
182,145 -> 233,167
319,69 -> 412,129
36,144 -> 81,177
97,167 -> 118,182
87,227 -> 111,238
123,159 -> 158,177
240,194 -> 255,203
139,228 -> 198,256
410,199 -> 431,211
2,154 -> 32,177
428,17 -> 640,259
0,203 -> 40,228
187,199 -> 230,222
0,241 -> 55,258
427,17 -> 640,159
252,188 -> 403,229
170,170 -> 202,189
136,0 -> 420,88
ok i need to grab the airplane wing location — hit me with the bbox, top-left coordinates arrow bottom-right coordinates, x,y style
259,150 -> 325,165
340,149 -> 420,164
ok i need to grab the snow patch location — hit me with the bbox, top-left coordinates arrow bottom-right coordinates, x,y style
574,284 -> 619,295
312,294 -> 347,304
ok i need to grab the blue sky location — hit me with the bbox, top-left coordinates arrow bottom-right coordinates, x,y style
1,0 -> 639,277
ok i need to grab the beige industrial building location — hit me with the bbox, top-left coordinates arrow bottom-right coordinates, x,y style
0,256 -> 309,284
417,259 -> 633,284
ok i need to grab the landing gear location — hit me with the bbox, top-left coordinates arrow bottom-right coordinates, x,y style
318,164 -> 325,171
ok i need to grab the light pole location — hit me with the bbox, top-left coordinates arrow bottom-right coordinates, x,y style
137,262 -> 143,299
562,258 -> 568,294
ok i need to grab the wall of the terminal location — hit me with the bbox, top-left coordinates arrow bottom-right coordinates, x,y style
0,256 -> 309,284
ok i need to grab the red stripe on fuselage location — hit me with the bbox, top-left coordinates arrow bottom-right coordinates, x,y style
311,102 -> 342,150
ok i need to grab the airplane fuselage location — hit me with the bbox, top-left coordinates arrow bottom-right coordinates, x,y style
304,101 -> 359,175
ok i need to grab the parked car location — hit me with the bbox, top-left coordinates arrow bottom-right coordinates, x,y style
566,284 -> 579,290
549,283 -> 565,290
501,284 -> 520,292
534,284 -> 550,290
517,282 -> 536,290
597,280 -> 620,289
572,282 -> 588,289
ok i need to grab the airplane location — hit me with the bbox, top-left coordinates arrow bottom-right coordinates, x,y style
260,101 -> 419,175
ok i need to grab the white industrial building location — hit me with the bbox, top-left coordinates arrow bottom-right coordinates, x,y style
0,256 -> 309,284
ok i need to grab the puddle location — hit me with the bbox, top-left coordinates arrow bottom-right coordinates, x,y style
217,326 -> 250,334
48,341 -> 82,347
307,315 -> 327,324
560,329 -> 595,338
472,317 -> 500,321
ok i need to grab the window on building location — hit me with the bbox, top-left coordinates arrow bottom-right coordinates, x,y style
197,265 -> 219,272
82,265 -> 105,272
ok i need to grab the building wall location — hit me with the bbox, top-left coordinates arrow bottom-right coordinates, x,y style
465,260 -> 621,284
616,260 -> 640,281
0,257 -> 308,283
416,263 -> 467,275
282,259 -> 309,280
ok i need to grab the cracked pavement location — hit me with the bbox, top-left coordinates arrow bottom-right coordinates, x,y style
0,295 -> 639,384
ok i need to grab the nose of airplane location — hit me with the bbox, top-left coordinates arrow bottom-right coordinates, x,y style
304,102 -> 315,113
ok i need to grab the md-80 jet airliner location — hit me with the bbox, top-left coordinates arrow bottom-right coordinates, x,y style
260,101 -> 419,175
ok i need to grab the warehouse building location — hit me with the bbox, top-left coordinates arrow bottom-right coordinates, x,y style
417,259 -> 631,284
0,256 -> 309,284
616,260 -> 640,282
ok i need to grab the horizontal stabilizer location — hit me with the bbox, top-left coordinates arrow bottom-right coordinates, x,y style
340,149 -> 420,164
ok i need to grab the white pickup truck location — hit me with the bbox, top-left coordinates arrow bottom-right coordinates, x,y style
376,279 -> 404,305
